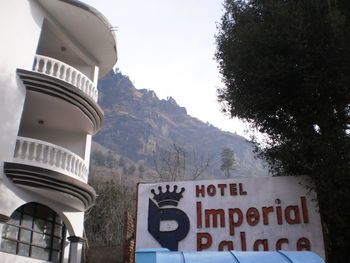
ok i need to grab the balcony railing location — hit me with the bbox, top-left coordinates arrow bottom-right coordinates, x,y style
13,136 -> 88,183
33,55 -> 98,102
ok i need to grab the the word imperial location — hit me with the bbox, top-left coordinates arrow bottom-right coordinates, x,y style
195,183 -> 312,252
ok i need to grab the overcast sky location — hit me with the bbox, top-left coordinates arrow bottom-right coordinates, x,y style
83,0 -> 248,137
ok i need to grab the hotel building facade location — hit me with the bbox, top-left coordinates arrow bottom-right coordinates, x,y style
0,1 -> 117,262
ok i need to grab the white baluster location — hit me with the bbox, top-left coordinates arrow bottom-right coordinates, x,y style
42,58 -> 47,74
63,65 -> 67,81
83,81 -> 88,93
24,141 -> 31,160
53,62 -> 58,77
74,160 -> 78,175
39,144 -> 45,163
82,164 -> 86,180
47,146 -> 52,165
64,152 -> 68,170
78,162 -> 83,178
33,57 -> 39,72
70,157 -> 74,174
53,148 -> 58,167
68,68 -> 72,83
68,155 -> 73,173
75,71 -> 78,86
76,162 -> 80,178
49,60 -> 54,75
77,160 -> 81,178
38,58 -> 43,73
75,72 -> 79,86
71,71 -> 75,86
17,140 -> 24,159
87,84 -> 91,97
59,150 -> 64,168
75,158 -> 79,176
43,58 -> 48,74
80,77 -> 84,90
78,77 -> 81,90
81,166 -> 85,176
33,143 -> 38,161
75,73 -> 80,88
74,157 -> 78,174
36,57 -> 41,72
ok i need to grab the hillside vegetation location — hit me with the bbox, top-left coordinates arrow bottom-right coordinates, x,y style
92,69 -> 268,181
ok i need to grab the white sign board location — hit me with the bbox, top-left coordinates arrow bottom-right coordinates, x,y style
136,176 -> 325,259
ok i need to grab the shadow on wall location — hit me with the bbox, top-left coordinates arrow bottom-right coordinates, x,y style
0,69 -> 26,162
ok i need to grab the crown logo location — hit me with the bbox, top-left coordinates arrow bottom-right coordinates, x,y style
151,185 -> 185,207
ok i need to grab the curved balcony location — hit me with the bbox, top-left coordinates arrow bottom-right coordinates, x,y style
33,55 -> 98,102
4,137 -> 95,211
17,56 -> 104,134
13,136 -> 88,182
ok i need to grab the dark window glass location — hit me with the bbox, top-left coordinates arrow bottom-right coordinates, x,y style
23,202 -> 35,215
52,251 -> 60,262
10,211 -> 21,225
0,202 -> 65,262
19,229 -> 31,242
2,225 -> 19,240
21,214 -> 33,228
54,224 -> 62,236
36,206 -> 54,221
32,232 -> 51,248
34,218 -> 52,234
0,239 -> 17,254
53,237 -> 62,250
31,246 -> 50,261
18,243 -> 30,257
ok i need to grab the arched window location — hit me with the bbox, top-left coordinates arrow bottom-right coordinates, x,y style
0,202 -> 66,262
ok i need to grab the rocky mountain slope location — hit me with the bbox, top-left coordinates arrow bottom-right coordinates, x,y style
91,69 -> 268,180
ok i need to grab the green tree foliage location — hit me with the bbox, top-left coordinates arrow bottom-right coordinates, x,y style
91,151 -> 106,167
128,165 -> 136,175
118,157 -> 125,167
220,148 -> 236,177
84,179 -> 135,246
138,165 -> 145,178
216,1 -> 350,261
106,151 -> 115,168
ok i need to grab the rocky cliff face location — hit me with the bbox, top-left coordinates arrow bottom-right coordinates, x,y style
93,69 -> 268,179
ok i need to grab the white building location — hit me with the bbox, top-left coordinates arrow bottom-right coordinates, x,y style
0,1 -> 117,262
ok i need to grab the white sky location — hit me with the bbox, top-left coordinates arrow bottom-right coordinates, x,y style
83,0 -> 248,137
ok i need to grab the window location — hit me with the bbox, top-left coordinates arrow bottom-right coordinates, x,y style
1,203 -> 66,262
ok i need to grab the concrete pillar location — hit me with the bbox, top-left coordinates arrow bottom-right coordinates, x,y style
68,236 -> 86,263
0,214 -> 10,248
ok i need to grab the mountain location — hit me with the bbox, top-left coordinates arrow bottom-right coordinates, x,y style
91,69 -> 268,180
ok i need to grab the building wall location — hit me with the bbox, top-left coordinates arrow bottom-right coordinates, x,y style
36,19 -> 95,80
19,125 -> 88,158
0,1 -> 116,262
0,176 -> 85,263
0,251 -> 49,263
0,2 -> 90,262
0,0 -> 45,170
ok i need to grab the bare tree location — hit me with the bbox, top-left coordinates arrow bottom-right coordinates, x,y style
153,143 -> 211,182
190,150 -> 211,180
